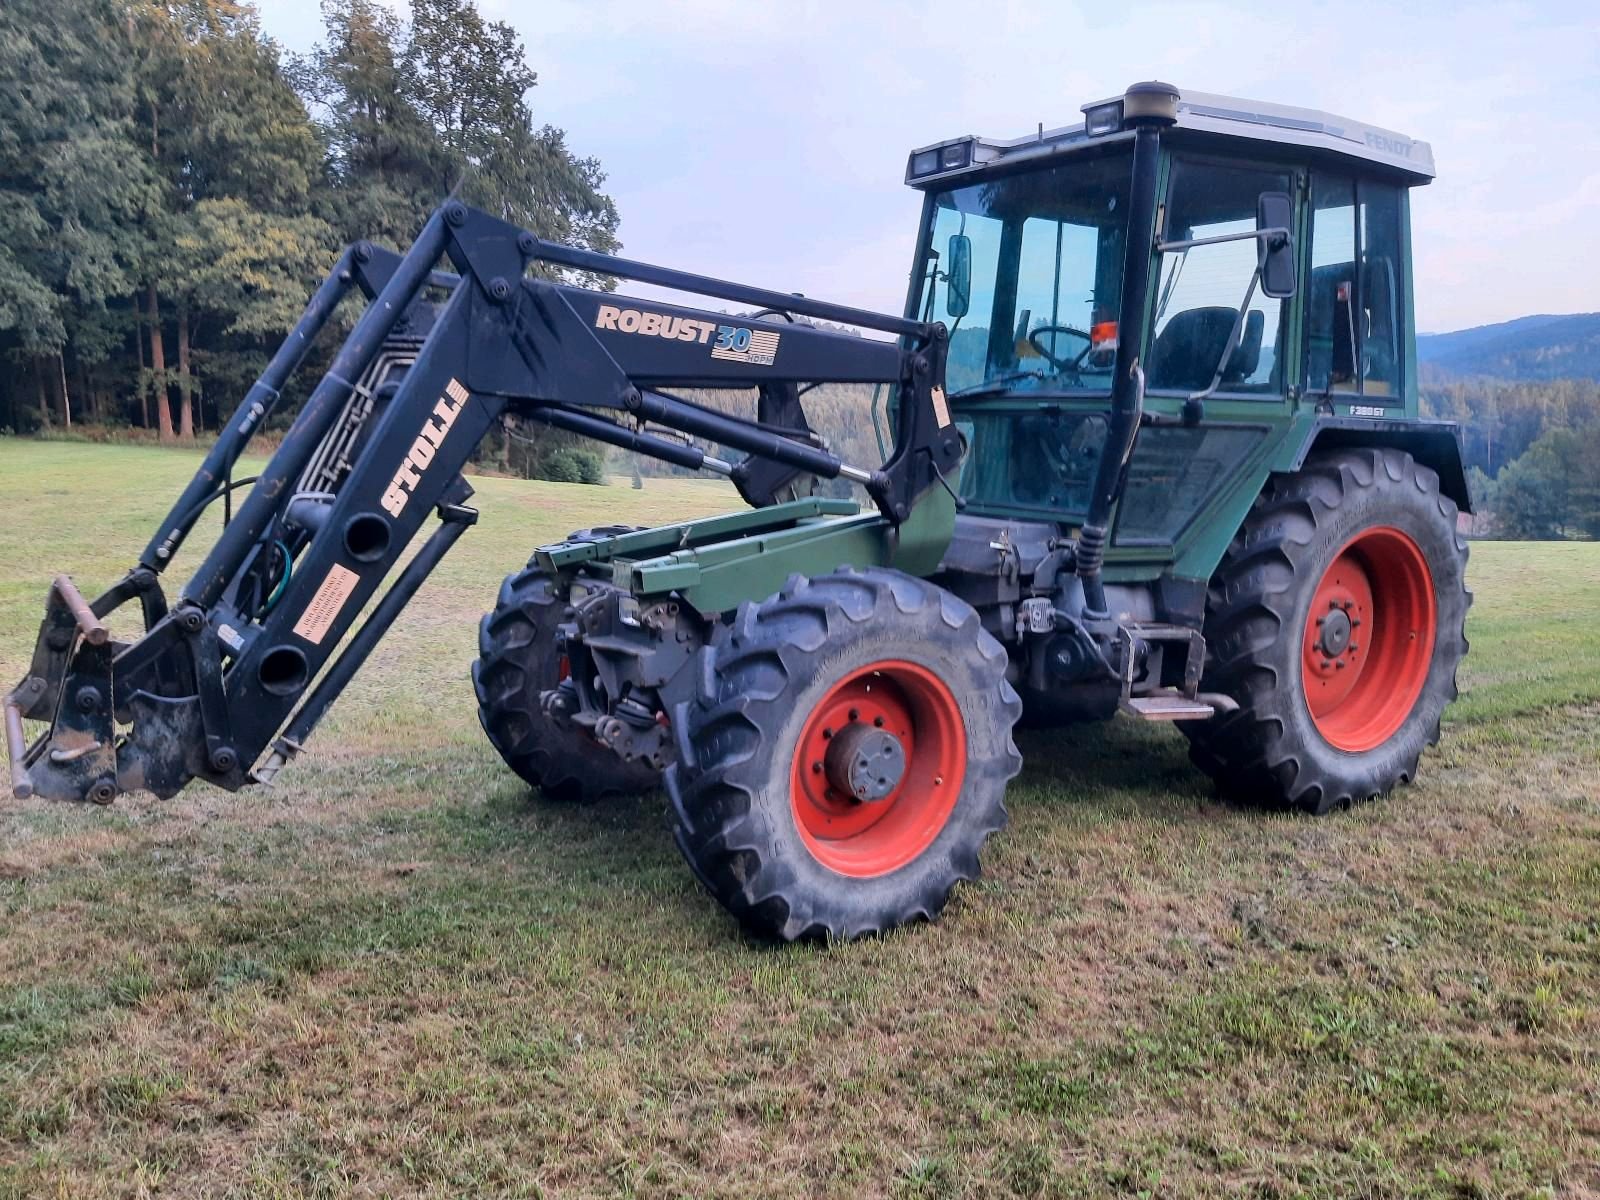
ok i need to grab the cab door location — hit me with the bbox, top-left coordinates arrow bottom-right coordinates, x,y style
1112,153 -> 1302,556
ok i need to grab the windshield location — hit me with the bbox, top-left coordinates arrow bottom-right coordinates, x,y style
917,149 -> 1133,396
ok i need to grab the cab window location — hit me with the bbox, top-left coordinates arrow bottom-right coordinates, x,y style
1148,158 -> 1291,396
1306,174 -> 1405,398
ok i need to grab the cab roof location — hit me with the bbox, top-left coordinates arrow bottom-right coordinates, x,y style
906,84 -> 1434,190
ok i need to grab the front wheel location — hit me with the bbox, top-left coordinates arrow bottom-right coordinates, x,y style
665,568 -> 1022,941
473,563 -> 659,803
1184,448 -> 1470,814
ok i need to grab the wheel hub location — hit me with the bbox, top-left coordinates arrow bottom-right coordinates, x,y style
1315,603 -> 1355,658
824,723 -> 906,802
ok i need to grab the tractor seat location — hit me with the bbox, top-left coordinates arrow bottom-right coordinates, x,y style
1148,306 -> 1264,392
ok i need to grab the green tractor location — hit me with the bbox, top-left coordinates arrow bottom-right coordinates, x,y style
7,83 -> 1469,942
476,83 -> 1470,939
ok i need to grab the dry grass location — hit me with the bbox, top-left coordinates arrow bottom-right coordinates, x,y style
1,439 -> 1597,1199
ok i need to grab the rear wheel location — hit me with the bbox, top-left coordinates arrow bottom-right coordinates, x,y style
1184,448 -> 1469,814
666,568 -> 1022,941
473,531 -> 659,802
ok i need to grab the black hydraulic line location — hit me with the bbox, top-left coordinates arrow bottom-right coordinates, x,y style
523,406 -> 725,473
167,475 -> 262,541
255,507 -> 473,784
629,389 -> 854,481
141,247 -> 360,573
526,238 -> 930,341
1080,115 -> 1168,618
182,212 -> 453,609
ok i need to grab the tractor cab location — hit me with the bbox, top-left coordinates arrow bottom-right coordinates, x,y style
903,83 -> 1436,580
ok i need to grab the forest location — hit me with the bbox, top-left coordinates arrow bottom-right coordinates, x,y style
1421,373 -> 1600,539
0,0 -> 619,477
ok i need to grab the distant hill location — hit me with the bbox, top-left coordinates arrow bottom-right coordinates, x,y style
1419,313 -> 1600,381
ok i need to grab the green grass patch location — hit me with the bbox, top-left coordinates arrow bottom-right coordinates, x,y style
0,439 -> 1597,1197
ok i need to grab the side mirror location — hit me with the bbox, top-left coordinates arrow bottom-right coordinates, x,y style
1256,192 -> 1296,299
945,233 -> 972,320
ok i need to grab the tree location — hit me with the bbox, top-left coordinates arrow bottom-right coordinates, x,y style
293,0 -> 447,247
131,0 -> 325,438
302,0 -> 620,274
1489,426 -> 1600,540
0,0 -> 153,428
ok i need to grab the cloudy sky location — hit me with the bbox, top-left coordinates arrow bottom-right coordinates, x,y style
259,0 -> 1598,334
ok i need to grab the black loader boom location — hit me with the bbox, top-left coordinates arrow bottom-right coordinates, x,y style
4,200 -> 961,806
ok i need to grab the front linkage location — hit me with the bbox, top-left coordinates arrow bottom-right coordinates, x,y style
4,200 -> 963,805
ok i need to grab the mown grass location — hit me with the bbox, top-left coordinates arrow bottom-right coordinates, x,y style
0,438 -> 1596,1199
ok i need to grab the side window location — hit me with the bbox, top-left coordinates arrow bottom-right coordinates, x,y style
1307,176 -> 1357,392
1306,173 -> 1406,398
1361,183 -> 1404,396
1148,159 -> 1291,395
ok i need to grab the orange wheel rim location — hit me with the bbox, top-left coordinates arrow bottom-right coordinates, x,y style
1301,526 -> 1436,752
789,660 -> 966,878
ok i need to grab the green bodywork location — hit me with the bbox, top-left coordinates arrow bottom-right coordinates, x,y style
535,490 -> 956,614
545,139 -> 1462,616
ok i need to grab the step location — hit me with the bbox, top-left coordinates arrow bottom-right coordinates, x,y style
1120,692 -> 1216,721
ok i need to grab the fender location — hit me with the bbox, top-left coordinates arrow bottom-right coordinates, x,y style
1290,416 -> 1472,513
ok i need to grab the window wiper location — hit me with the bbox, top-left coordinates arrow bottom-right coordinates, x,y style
950,369 -> 1051,399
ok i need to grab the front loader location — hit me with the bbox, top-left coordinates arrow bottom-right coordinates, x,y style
5,82 -> 1470,941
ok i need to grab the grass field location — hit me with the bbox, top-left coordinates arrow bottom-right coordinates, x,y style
1,439 -> 1597,1199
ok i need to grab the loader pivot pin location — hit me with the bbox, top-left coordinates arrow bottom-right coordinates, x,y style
50,576 -> 108,647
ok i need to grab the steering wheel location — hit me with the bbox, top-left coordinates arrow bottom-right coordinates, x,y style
1026,324 -> 1094,375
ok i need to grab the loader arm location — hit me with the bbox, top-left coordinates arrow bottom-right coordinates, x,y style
5,201 -> 963,804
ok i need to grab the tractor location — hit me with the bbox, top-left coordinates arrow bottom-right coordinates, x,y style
5,83 -> 1470,941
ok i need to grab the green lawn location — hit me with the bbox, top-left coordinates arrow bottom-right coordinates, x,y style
1,439 -> 1597,1199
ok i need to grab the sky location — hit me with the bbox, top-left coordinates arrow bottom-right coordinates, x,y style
258,0 -> 1600,334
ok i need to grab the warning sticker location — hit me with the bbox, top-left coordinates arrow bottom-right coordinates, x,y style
292,563 -> 360,645
930,386 -> 951,428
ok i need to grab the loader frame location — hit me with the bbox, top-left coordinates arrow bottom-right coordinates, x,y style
5,201 -> 964,804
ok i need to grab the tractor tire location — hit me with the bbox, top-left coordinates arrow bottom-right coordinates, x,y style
474,558 -> 659,803
1183,448 -> 1469,814
665,567 -> 1022,941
